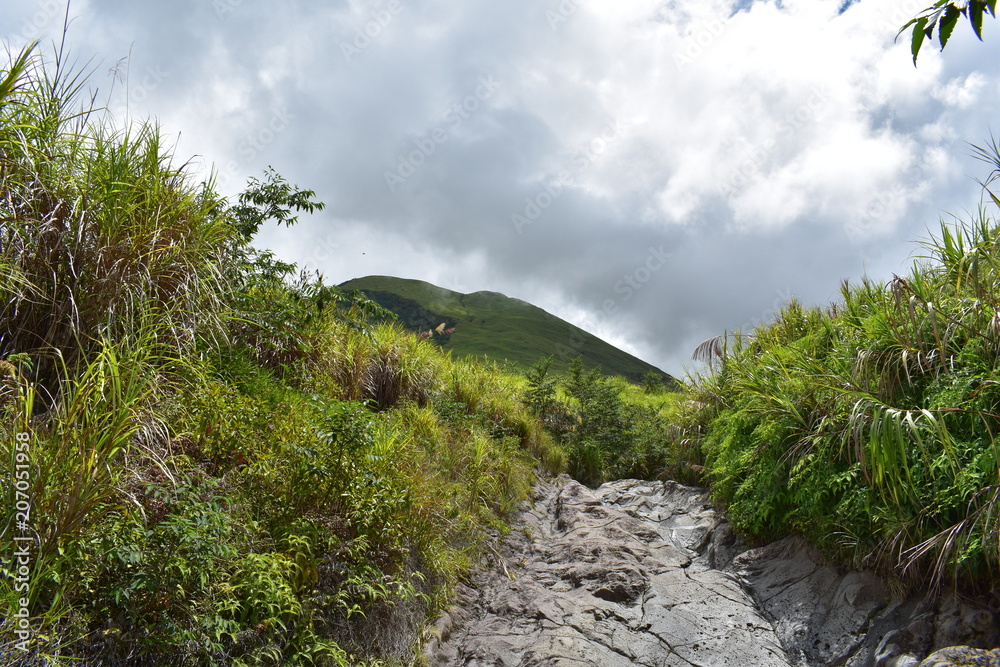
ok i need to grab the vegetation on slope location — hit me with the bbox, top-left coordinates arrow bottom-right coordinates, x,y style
683,159 -> 1000,590
525,357 -> 696,488
0,43 -> 562,665
339,275 -> 677,386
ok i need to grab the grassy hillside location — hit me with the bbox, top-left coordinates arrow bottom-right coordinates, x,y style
0,44 -> 564,666
339,275 -> 677,386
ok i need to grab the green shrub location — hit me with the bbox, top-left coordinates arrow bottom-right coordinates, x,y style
686,202 -> 1000,588
0,45 -> 232,392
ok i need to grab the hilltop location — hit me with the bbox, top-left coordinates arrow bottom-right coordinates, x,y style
339,275 -> 677,386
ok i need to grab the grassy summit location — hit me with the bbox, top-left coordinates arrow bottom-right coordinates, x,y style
339,275 -> 677,386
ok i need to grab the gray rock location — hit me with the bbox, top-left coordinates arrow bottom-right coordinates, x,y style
426,478 -> 790,666
424,477 -> 1000,667
933,597 -> 1000,650
731,535 -> 891,665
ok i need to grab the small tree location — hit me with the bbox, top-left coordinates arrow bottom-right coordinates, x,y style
643,371 -> 664,395
564,358 -> 636,486
525,356 -> 557,415
227,166 -> 325,242
220,169 -> 392,372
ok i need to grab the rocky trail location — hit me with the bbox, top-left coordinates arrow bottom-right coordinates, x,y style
424,477 -> 1000,667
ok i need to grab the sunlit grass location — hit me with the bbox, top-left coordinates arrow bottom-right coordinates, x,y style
1,44 -> 232,396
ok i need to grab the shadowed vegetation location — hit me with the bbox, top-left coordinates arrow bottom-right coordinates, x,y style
524,356 -> 695,488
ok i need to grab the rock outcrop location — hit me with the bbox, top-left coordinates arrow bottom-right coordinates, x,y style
424,477 -> 999,667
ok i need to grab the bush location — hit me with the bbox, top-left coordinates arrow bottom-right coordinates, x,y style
0,44 -> 232,394
526,357 -> 681,487
686,203 -> 1000,589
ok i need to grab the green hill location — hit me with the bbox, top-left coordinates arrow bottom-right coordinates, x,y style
339,275 -> 677,385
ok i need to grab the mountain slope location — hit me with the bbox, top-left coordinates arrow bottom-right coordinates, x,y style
340,275 -> 676,385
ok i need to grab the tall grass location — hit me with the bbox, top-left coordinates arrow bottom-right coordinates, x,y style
0,324 -> 190,658
0,43 -> 232,394
687,175 -> 1000,590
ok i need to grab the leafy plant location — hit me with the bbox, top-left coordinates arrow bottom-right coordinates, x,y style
901,0 -> 997,64
226,166 -> 325,242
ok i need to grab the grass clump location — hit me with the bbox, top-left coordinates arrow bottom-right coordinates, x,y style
0,45 -> 229,396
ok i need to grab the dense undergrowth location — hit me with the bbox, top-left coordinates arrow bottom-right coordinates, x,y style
0,43 -> 568,665
525,358 -> 693,487
685,174 -> 1000,590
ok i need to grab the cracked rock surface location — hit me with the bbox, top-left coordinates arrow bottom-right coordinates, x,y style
425,477 -> 1000,667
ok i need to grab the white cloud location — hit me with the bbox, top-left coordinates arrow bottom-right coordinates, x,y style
933,71 -> 986,108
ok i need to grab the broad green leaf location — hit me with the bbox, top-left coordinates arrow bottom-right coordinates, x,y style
939,5 -> 961,48
971,1 -> 985,39
911,17 -> 929,64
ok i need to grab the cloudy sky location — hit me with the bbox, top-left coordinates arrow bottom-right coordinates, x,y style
6,0 -> 1000,377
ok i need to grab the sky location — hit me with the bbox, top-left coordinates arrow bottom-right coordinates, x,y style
5,0 -> 1000,378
